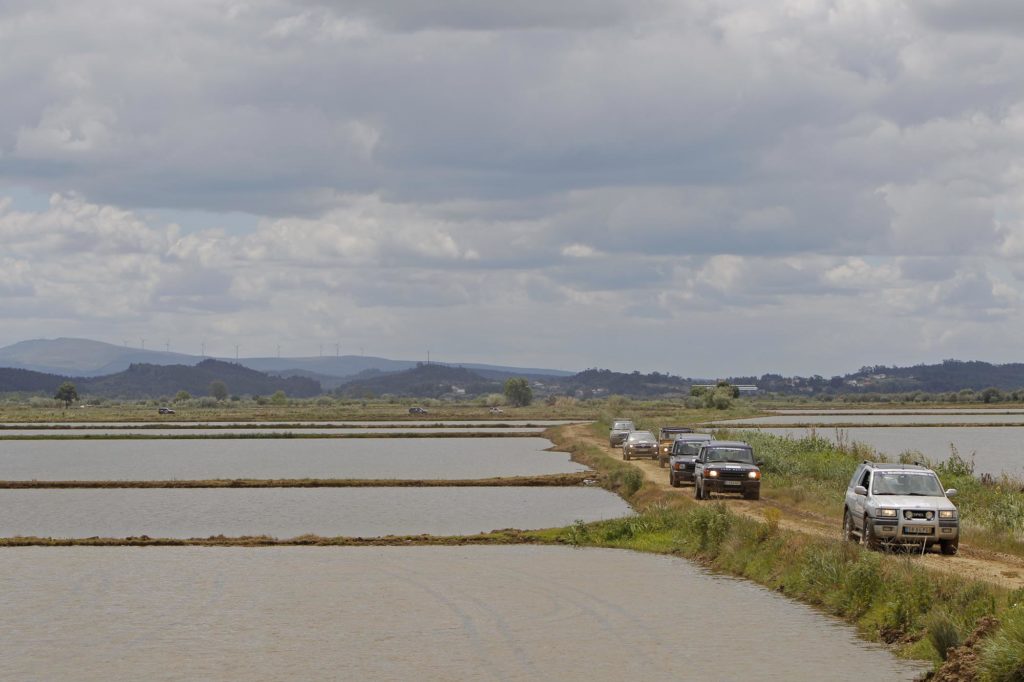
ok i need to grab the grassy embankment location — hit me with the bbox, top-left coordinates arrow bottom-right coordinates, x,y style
564,416 -> 1024,678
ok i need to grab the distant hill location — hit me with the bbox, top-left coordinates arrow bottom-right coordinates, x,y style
79,360 -> 322,399
0,338 -> 573,380
0,338 -> 197,376
839,360 -> 1024,394
0,359 -> 321,399
552,368 -> 694,398
0,367 -> 73,394
337,364 -> 501,399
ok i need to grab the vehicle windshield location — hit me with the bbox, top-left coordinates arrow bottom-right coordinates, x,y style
613,421 -> 634,430
673,441 -> 708,456
627,431 -> 655,442
872,472 -> 944,496
703,447 -> 754,464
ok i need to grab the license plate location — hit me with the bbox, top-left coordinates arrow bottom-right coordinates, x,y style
903,526 -> 932,535
724,481 -> 741,486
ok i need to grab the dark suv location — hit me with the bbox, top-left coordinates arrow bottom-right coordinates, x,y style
668,434 -> 713,487
693,441 -> 762,500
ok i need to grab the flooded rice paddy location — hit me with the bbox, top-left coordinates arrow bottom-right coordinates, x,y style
0,487 -> 631,538
742,426 -> 1024,476
0,437 -> 587,481
0,546 -> 924,681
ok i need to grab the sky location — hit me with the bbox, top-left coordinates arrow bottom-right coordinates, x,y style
2,0 -> 1024,377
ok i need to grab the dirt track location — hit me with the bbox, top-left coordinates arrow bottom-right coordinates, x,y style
566,423 -> 1024,590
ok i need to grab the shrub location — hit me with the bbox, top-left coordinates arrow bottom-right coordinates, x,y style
926,611 -> 962,660
685,503 -> 733,552
978,606 -> 1024,681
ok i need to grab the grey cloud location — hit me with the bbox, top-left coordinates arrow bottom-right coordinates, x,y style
911,0 -> 1024,34
308,0 -> 665,31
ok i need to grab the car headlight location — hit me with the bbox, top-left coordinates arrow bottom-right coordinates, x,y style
747,470 -> 760,479
673,463 -> 681,470
707,470 -> 719,478
878,508 -> 897,518
939,510 -> 957,519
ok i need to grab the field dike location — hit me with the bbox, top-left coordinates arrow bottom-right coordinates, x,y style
0,473 -> 596,489
0,431 -> 538,441
5,422 -> 1023,679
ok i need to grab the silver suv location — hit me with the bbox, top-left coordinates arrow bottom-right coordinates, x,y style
843,461 -> 959,555
608,419 -> 635,447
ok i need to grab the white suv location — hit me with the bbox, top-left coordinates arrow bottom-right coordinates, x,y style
843,461 -> 960,555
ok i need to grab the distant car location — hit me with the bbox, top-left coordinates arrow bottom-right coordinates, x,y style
668,433 -> 714,487
489,407 -> 504,414
408,406 -> 428,415
608,419 -> 635,447
158,407 -> 176,415
693,441 -> 762,500
622,430 -> 658,461
843,461 -> 959,555
657,426 -> 695,467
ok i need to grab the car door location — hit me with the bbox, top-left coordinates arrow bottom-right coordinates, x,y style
849,468 -> 871,530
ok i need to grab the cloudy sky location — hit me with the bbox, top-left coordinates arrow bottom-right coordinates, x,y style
1,0 -> 1023,376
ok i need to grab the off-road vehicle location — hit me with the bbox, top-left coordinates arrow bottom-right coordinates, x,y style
693,441 -> 762,500
668,433 -> 713,487
842,461 -> 959,555
622,430 -> 658,461
657,426 -> 694,467
608,419 -> 635,447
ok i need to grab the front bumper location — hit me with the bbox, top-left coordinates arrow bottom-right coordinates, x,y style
703,479 -> 759,495
871,518 -> 959,543
626,447 -> 658,458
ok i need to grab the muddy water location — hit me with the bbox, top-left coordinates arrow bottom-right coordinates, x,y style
0,487 -> 630,538
744,426 -> 1024,476
0,546 -> 924,681
0,437 -> 588,481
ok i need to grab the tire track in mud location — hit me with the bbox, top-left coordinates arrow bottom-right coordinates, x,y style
564,423 -> 1024,590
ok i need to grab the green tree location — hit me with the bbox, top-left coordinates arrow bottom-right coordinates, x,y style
209,380 -> 229,401
503,377 -> 533,407
174,390 -> 192,403
270,390 -> 288,405
54,381 -> 79,408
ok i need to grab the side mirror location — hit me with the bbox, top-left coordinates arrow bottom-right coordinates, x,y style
945,488 -> 958,498
756,460 -> 764,467
853,485 -> 867,496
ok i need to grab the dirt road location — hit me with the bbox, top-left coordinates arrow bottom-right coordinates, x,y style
566,423 -> 1024,590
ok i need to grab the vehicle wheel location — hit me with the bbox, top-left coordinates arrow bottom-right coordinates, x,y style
659,458 -> 665,468
745,490 -> 760,501
670,474 -> 680,488
863,517 -> 881,550
940,538 -> 959,556
701,483 -> 711,500
694,481 -> 702,499
842,510 -> 857,542
624,452 -> 631,461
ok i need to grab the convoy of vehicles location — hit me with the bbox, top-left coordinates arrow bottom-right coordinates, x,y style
657,426 -> 694,467
609,418 -> 962,557
668,433 -> 714,487
622,430 -> 658,461
842,461 -> 960,555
